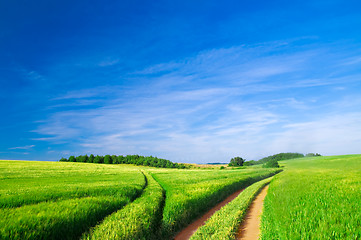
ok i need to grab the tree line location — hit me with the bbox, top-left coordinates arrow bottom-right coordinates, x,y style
256,152 -> 305,165
229,152 -> 322,168
59,154 -> 188,169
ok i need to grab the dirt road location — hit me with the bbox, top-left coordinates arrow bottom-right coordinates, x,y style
236,185 -> 269,240
174,189 -> 244,240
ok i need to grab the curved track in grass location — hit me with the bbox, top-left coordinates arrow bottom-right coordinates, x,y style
174,189 -> 244,240
236,185 -> 269,240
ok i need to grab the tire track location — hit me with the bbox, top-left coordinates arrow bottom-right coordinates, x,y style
236,185 -> 269,240
174,189 -> 245,240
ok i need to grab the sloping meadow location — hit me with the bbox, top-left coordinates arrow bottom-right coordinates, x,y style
261,155 -> 361,239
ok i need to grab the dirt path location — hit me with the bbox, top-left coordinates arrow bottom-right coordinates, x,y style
236,185 -> 269,240
174,189 -> 244,240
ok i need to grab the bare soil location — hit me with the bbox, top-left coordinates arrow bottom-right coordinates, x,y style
174,189 -> 244,240
236,185 -> 269,240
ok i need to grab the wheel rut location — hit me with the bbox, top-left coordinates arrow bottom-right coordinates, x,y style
236,185 -> 269,240
79,170 -> 148,239
174,188 -> 244,240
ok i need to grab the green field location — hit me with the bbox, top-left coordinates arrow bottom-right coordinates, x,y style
150,167 -> 280,238
261,154 -> 361,239
191,176 -> 273,240
0,161 -> 145,239
0,160 -> 279,239
82,171 -> 164,240
2,155 -> 360,239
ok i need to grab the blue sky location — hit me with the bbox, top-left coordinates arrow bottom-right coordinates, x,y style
1,0 -> 361,163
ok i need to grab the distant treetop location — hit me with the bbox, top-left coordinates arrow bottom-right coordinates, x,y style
59,154 -> 188,169
228,157 -> 245,167
306,153 -> 322,157
258,153 -> 305,164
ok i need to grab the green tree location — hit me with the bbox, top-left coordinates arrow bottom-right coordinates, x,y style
88,154 -> 95,163
78,155 -> 87,163
243,160 -> 257,166
94,155 -> 103,164
258,153 -> 304,164
228,157 -> 245,167
116,155 -> 124,164
263,158 -> 280,168
68,156 -> 76,162
104,155 -> 112,164
306,153 -> 322,157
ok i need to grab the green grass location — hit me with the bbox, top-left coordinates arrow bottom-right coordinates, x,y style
191,177 -> 273,240
261,154 -> 361,239
82,171 -> 165,240
151,167 -> 281,238
0,161 -> 144,208
0,161 -> 145,240
0,160 -> 281,239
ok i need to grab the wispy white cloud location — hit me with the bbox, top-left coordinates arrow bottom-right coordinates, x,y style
340,56 -> 361,66
98,58 -> 120,67
33,41 -> 361,162
52,86 -> 123,100
266,113 -> 361,156
9,145 -> 35,150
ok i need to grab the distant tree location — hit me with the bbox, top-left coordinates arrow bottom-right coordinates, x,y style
263,158 -> 280,168
243,160 -> 257,166
126,155 -> 134,164
94,155 -> 103,164
59,157 -> 68,162
228,157 -> 245,167
78,155 -> 88,163
258,153 -> 304,164
166,161 -> 174,168
306,153 -> 322,157
104,155 -> 112,164
117,155 -> 125,164
179,163 -> 187,169
88,154 -> 95,163
60,154 -> 188,169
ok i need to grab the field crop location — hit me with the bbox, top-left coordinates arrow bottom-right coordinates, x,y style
151,167 -> 281,238
261,155 -> 361,239
0,161 -> 145,239
191,176 -> 273,240
83,171 -> 164,240
0,159 -> 281,239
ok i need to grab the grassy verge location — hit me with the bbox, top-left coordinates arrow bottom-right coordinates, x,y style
82,171 -> 165,240
261,155 -> 361,239
190,177 -> 273,239
151,168 -> 281,239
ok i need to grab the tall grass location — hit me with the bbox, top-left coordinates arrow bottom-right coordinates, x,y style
0,161 -> 144,208
82,171 -> 165,240
0,161 -> 145,239
191,177 -> 273,239
261,155 -> 361,239
151,168 -> 281,238
0,160 -> 281,239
